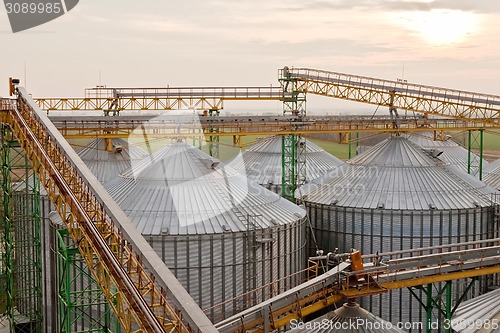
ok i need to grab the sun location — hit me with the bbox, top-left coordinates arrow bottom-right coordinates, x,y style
395,9 -> 480,46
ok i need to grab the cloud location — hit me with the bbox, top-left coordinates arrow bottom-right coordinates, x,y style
129,15 -> 195,33
281,0 -> 500,14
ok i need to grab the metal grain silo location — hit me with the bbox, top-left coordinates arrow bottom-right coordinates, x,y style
104,141 -> 307,322
484,159 -> 500,190
405,132 -> 488,174
298,135 -> 496,329
230,136 -> 343,194
70,138 -> 148,183
288,301 -> 406,333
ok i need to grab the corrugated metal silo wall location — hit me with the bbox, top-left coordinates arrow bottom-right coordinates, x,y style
306,203 -> 495,330
144,217 -> 307,323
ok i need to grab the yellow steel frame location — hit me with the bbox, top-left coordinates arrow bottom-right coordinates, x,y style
35,86 -> 283,111
250,265 -> 500,333
51,117 -> 500,139
0,96 -> 192,333
288,68 -> 500,122
216,238 -> 500,333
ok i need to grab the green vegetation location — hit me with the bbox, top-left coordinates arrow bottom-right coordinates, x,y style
305,137 -> 350,160
131,129 -> 500,164
449,130 -> 500,151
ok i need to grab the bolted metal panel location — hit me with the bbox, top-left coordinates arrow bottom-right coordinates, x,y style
145,220 -> 306,323
229,136 -> 343,195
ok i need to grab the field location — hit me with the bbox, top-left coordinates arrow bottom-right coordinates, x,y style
132,130 -> 500,163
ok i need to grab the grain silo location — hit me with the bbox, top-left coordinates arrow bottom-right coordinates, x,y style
104,141 -> 307,322
69,138 -> 148,183
405,131 -> 487,174
287,301 -> 406,333
298,135 -> 496,328
230,136 -> 343,194
484,158 -> 500,190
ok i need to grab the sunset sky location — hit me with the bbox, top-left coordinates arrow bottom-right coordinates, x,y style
1,0 -> 500,113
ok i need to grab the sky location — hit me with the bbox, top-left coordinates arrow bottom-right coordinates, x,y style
2,0 -> 500,113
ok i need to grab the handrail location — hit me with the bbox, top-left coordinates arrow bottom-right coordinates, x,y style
5,88 -> 218,333
280,67 -> 500,121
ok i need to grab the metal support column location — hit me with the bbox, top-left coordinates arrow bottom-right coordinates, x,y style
348,130 -> 359,159
409,279 -> 476,333
55,228 -> 119,333
279,67 -> 306,201
1,126 -> 43,332
208,109 -> 220,158
467,130 -> 484,180
1,126 -> 14,333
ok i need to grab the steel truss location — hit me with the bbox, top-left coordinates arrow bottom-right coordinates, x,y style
408,278 -> 478,333
55,227 -> 119,333
467,130 -> 484,180
1,126 -> 43,332
279,67 -> 306,201
1,90 -> 217,333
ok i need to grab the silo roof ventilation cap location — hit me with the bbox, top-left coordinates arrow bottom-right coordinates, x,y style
424,148 -> 444,158
160,226 -> 169,235
203,158 -> 220,169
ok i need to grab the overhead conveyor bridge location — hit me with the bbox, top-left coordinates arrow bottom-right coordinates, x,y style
216,238 -> 500,333
35,86 -> 284,111
0,89 -> 218,333
283,67 -> 500,121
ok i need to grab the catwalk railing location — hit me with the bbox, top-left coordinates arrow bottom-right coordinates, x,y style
0,93 -> 218,333
216,238 -> 500,333
283,67 -> 500,122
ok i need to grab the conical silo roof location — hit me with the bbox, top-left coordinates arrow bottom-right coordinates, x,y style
287,301 -> 406,333
230,136 -> 343,188
451,288 -> 500,333
69,138 -> 148,183
104,142 -> 306,235
484,158 -> 500,190
299,136 -> 496,210
405,132 -> 488,173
